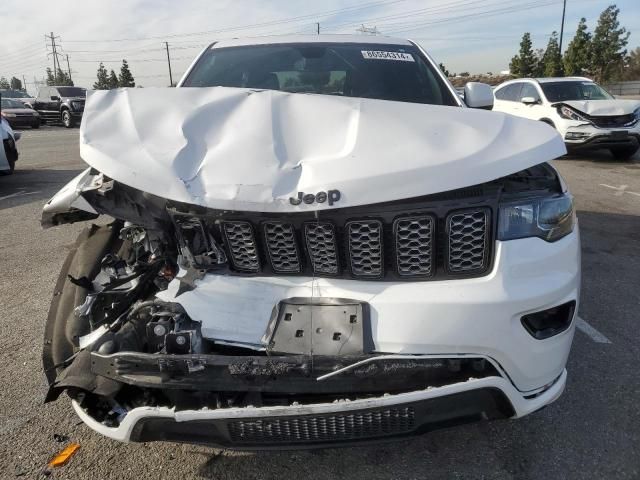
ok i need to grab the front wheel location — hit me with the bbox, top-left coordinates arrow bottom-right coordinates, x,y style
61,110 -> 75,128
32,119 -> 41,129
610,145 -> 639,161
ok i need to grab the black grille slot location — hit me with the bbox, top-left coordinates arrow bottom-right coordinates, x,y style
264,222 -> 301,273
395,216 -> 435,277
305,222 -> 339,274
347,220 -> 383,277
222,221 -> 260,272
228,407 -> 415,444
447,209 -> 489,273
590,114 -> 636,128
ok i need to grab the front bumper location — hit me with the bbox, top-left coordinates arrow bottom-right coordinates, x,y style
158,231 -> 581,393
561,120 -> 640,149
5,116 -> 39,128
72,370 -> 566,448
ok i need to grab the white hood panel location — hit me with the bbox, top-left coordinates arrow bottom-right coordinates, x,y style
80,88 -> 565,212
561,99 -> 640,116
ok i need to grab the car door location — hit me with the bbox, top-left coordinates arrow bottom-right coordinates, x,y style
517,83 -> 545,121
493,83 -> 523,116
36,87 -> 53,120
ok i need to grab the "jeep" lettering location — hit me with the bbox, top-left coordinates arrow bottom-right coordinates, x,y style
289,190 -> 341,206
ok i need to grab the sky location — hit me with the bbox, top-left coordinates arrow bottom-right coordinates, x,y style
1,0 -> 639,94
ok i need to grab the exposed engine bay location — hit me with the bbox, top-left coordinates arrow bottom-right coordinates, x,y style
43,162 -> 562,432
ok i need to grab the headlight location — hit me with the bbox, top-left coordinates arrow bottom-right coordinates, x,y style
557,105 -> 588,122
1,112 -> 17,118
498,193 -> 575,242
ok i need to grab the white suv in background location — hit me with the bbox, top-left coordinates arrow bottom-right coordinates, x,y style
493,77 -> 640,160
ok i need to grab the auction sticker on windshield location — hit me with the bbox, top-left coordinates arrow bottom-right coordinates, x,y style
361,50 -> 415,62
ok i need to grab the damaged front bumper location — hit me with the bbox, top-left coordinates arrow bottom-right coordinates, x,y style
71,370 -> 565,448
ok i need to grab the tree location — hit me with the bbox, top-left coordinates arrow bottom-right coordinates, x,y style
45,68 -> 55,86
510,33 -> 536,77
533,48 -> 546,77
55,67 -> 74,86
9,77 -> 23,91
118,59 -> 135,87
621,47 -> 640,80
108,69 -> 119,89
590,4 -> 629,83
0,77 -> 10,89
564,18 -> 592,76
438,62 -> 450,77
93,62 -> 109,89
542,31 -> 564,77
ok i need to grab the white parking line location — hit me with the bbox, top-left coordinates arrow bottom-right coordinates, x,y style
576,316 -> 612,344
0,190 -> 41,201
600,184 -> 640,197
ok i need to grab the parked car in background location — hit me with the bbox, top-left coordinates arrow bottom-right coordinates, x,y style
42,35 -> 578,449
1,116 -> 21,175
1,98 -> 40,129
0,89 -> 36,107
493,77 -> 640,160
33,86 -> 86,128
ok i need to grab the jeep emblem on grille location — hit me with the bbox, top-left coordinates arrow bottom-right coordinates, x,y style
290,190 -> 341,206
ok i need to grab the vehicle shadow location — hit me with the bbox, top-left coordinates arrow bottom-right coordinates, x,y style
560,149 -> 640,165
0,168 -> 83,210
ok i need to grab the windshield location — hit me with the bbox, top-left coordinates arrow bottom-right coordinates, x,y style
182,43 -> 457,106
1,90 -> 30,98
541,81 -> 613,102
57,87 -> 86,97
1,99 -> 27,109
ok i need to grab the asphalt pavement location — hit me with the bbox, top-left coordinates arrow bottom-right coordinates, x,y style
0,125 -> 638,479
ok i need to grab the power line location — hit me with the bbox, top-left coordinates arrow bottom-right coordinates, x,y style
60,0 -> 407,43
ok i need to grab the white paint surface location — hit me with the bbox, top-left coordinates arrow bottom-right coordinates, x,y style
78,86 -> 565,212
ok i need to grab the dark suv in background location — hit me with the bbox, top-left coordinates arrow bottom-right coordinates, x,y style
33,86 -> 86,127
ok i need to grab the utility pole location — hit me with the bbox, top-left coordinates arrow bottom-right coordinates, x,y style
165,42 -> 173,87
45,32 -> 61,83
66,54 -> 73,83
316,22 -> 320,35
22,75 -> 27,92
558,0 -> 567,53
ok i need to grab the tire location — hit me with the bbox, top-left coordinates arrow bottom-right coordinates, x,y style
32,119 -> 41,129
61,110 -> 75,128
0,138 -> 17,175
610,145 -> 639,161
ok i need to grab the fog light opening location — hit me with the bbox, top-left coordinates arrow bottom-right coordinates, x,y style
521,301 -> 576,340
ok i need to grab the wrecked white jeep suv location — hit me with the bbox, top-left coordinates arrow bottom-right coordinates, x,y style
42,36 -> 580,448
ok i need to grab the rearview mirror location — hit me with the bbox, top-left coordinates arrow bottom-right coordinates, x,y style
50,95 -> 60,101
463,82 -> 493,110
521,96 -> 538,105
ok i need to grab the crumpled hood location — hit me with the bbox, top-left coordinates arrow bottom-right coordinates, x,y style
80,87 -> 565,212
559,99 -> 640,116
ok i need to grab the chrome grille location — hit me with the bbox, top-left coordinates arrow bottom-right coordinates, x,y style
264,222 -> 300,273
447,209 -> 489,273
347,220 -> 383,277
222,221 -> 260,272
228,407 -> 415,444
395,216 -> 434,276
305,222 -> 339,274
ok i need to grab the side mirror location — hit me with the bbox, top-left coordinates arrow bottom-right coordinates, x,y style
464,82 -> 494,110
50,95 -> 60,101
521,96 -> 538,105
